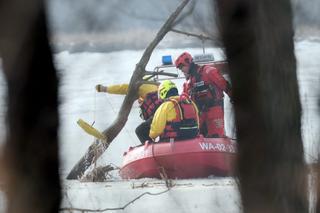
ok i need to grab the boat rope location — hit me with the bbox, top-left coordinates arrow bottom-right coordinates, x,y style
104,95 -> 136,142
151,142 -> 172,187
93,90 -> 99,170
92,89 -> 96,125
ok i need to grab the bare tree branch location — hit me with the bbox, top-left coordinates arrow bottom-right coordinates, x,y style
67,0 -> 190,180
172,0 -> 195,27
60,188 -> 171,212
144,70 -> 178,78
137,81 -> 160,86
171,28 -> 217,41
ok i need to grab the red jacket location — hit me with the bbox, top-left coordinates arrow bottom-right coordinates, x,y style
183,65 -> 232,111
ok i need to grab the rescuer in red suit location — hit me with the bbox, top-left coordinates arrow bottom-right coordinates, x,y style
175,52 -> 232,138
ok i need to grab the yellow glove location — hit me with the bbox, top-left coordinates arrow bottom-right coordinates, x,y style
95,84 -> 107,92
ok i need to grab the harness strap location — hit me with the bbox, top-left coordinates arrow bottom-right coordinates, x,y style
167,98 -> 183,120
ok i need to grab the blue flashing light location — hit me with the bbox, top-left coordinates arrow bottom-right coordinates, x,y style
162,55 -> 173,65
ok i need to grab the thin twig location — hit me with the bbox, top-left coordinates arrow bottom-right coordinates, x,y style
171,28 -> 216,41
144,70 -> 178,78
59,188 -> 170,212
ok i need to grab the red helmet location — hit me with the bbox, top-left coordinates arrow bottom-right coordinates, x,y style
175,52 -> 193,69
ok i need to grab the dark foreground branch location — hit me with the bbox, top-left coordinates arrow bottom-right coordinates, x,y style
216,0 -> 308,212
0,0 -> 61,211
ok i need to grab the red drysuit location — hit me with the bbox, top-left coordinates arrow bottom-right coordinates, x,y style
183,64 -> 232,137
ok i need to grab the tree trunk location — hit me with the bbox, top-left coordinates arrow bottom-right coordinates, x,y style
215,0 -> 308,212
0,1 -> 61,212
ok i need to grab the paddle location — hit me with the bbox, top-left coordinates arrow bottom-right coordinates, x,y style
77,119 -> 106,140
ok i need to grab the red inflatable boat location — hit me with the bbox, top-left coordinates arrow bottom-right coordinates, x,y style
119,135 -> 237,179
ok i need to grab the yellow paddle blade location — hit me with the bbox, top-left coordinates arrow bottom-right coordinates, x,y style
77,119 -> 106,140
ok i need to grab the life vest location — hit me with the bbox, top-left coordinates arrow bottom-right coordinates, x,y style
188,65 -> 224,111
139,91 -> 163,120
160,95 -> 199,141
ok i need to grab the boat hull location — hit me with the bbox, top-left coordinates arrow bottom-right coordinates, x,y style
119,135 -> 237,179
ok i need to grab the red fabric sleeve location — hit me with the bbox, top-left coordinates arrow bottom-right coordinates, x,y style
183,82 -> 188,94
204,66 -> 232,97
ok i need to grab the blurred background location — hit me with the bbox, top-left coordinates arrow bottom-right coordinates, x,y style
46,0 -> 320,53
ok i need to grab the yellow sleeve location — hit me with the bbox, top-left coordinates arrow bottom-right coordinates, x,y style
107,83 -> 158,98
106,84 -> 129,95
138,84 -> 158,98
149,101 -> 176,139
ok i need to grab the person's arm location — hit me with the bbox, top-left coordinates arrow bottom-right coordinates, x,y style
206,66 -> 232,97
138,84 -> 158,98
182,82 -> 188,94
96,83 -> 158,97
149,101 -> 177,140
191,100 -> 200,127
95,84 -> 129,95
149,103 -> 168,140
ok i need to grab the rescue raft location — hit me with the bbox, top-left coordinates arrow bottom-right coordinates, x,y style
119,135 -> 237,179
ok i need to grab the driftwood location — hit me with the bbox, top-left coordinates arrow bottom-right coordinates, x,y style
80,165 -> 115,182
67,0 -> 190,179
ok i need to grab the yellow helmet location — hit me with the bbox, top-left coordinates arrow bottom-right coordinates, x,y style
158,80 -> 177,100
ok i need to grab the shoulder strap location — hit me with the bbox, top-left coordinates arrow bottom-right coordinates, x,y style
167,98 -> 183,120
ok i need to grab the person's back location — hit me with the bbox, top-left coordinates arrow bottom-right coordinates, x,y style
175,52 -> 232,138
185,64 -> 231,108
149,80 -> 199,142
138,90 -> 163,120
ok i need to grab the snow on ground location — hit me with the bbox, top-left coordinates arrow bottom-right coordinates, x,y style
0,39 -> 320,212
296,40 -> 320,162
60,178 -> 240,213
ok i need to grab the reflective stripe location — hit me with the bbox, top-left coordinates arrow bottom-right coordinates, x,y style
180,126 -> 198,130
